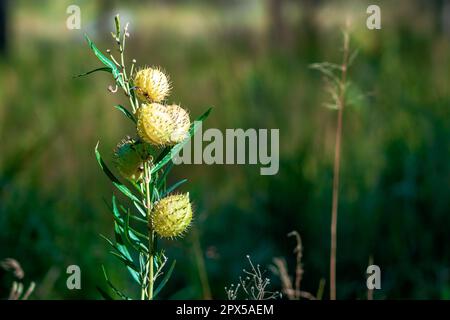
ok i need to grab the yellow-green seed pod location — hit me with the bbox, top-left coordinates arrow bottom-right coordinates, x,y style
113,137 -> 144,181
152,193 -> 193,238
136,103 -> 190,146
134,67 -> 170,103
167,104 -> 190,143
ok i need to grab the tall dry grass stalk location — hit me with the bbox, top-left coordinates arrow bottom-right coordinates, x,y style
311,27 -> 355,300
329,31 -> 350,301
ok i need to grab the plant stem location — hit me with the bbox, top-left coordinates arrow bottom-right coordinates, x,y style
144,162 -> 154,300
115,20 -> 137,114
330,31 -> 349,301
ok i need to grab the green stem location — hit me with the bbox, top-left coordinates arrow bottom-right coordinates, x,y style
144,162 -> 154,300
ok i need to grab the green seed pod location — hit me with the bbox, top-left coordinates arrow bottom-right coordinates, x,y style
152,193 -> 193,238
137,103 -> 190,146
113,137 -> 145,181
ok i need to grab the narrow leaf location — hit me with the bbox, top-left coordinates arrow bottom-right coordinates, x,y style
114,104 -> 136,123
101,265 -> 130,300
84,34 -> 126,89
161,179 -> 188,197
74,67 -> 111,78
97,286 -> 113,300
157,161 -> 174,190
109,251 -> 140,274
151,107 -> 212,174
95,143 -> 140,203
134,201 -> 146,218
153,260 -> 176,298
124,209 -> 148,254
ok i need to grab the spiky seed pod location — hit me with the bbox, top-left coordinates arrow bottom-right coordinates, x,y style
152,193 -> 193,238
136,103 -> 190,146
167,104 -> 191,143
134,67 -> 170,103
113,137 -> 145,181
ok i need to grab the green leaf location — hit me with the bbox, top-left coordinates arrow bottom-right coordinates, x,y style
151,107 -> 212,174
101,265 -> 131,300
115,200 -> 146,242
99,234 -> 137,273
74,67 -> 111,78
95,142 -> 140,203
112,200 -> 142,285
99,233 -> 115,248
100,223 -> 141,285
108,198 -> 148,240
114,14 -> 121,39
97,286 -> 113,300
152,185 -> 160,202
153,260 -> 176,298
114,104 -> 136,123
161,179 -> 188,198
133,201 -> 146,218
154,147 -> 171,165
128,213 -> 147,224
123,209 -> 148,254
109,250 -> 140,275
84,34 -> 126,89
157,161 -> 174,190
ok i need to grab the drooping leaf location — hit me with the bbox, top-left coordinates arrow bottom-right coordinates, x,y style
114,104 -> 136,123
153,260 -> 176,298
161,179 -> 188,198
101,265 -> 131,300
97,286 -> 113,300
95,143 -> 141,203
74,67 -> 111,78
84,34 -> 126,89
151,107 -> 212,174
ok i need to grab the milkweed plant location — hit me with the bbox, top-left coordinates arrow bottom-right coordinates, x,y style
79,15 -> 211,300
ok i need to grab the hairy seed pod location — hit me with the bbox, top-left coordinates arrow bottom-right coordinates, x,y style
113,137 -> 144,181
137,103 -> 190,146
134,67 -> 170,103
166,104 -> 191,143
152,193 -> 193,238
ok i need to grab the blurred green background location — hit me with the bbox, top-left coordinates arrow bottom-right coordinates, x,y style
0,0 -> 449,299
